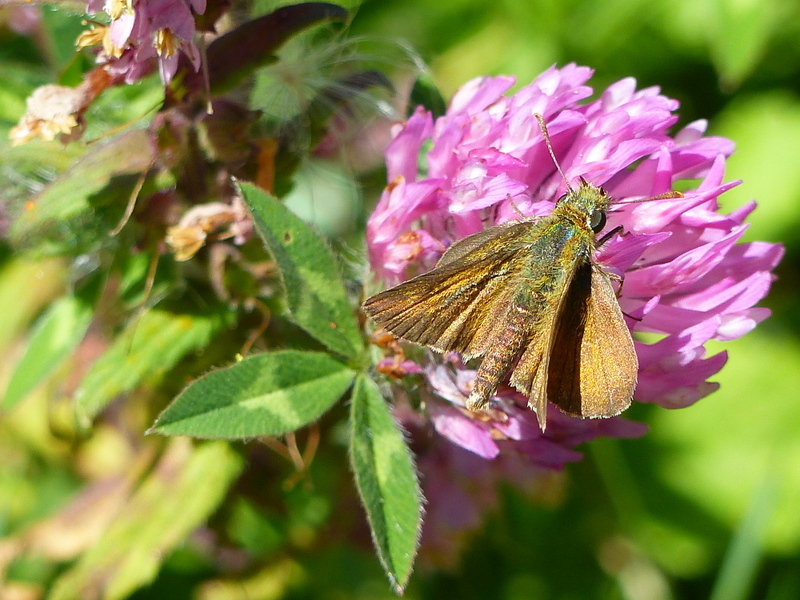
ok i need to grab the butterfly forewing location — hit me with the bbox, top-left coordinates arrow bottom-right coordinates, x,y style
363,219 -> 542,357
435,220 -> 536,266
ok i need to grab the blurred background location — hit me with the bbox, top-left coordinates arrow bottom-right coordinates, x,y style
1,0 -> 800,598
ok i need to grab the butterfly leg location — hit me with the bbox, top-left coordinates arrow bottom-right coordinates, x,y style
596,225 -> 623,247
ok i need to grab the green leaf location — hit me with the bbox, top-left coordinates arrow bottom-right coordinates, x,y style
150,350 -> 354,438
408,72 -> 447,118
3,275 -> 100,410
116,250 -> 178,308
74,302 -> 236,425
48,439 -> 242,600
0,256 -> 66,349
9,130 -> 155,244
239,182 -> 362,358
201,3 -> 349,94
349,375 -> 422,592
709,476 -> 777,600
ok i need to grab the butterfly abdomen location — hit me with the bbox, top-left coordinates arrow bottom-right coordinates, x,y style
465,300 -> 533,411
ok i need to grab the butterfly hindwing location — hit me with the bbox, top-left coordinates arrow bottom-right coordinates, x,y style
546,261 -> 636,418
577,265 -> 637,416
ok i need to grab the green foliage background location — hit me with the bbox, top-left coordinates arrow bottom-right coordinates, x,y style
2,0 -> 800,598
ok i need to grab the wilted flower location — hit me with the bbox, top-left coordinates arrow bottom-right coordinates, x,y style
9,83 -> 95,145
166,197 -> 251,261
9,85 -> 83,145
8,69 -> 116,146
367,64 -> 783,465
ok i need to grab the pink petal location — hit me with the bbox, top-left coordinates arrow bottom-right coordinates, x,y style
430,404 -> 500,459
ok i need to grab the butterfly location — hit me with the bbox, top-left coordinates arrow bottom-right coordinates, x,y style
363,115 -> 680,430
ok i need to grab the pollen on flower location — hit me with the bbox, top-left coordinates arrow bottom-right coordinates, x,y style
76,25 -> 125,58
165,225 -> 207,261
372,329 -> 423,379
395,232 -> 425,261
386,175 -> 404,192
377,358 -> 422,379
155,29 -> 178,58
76,26 -> 105,49
106,0 -> 130,20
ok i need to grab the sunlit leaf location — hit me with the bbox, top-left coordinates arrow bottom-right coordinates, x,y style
349,375 -> 422,592
239,182 -> 362,358
3,275 -> 99,410
150,350 -> 355,438
9,129 -> 155,244
48,439 -> 243,600
0,256 -> 66,348
74,301 -> 236,425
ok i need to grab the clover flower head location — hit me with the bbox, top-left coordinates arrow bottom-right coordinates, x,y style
367,64 -> 783,467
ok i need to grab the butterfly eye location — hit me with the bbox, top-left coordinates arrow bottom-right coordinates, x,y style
590,209 -> 606,233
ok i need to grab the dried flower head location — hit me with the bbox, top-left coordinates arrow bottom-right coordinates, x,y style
166,198 -> 250,261
10,85 -> 86,146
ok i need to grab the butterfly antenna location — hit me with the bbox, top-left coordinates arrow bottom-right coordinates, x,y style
615,190 -> 685,205
534,113 -> 574,195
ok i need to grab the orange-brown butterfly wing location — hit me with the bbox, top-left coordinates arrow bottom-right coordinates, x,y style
508,250 -> 583,428
363,219 -> 540,358
546,262 -> 637,418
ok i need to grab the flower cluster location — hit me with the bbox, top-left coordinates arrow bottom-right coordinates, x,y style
367,64 -> 783,466
78,0 -> 206,84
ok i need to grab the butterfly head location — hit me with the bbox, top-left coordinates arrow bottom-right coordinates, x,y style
555,177 -> 612,234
